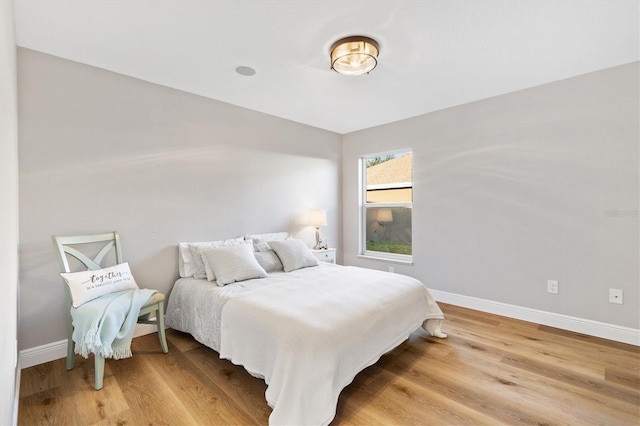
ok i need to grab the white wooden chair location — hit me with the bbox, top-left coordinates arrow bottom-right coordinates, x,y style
52,231 -> 168,390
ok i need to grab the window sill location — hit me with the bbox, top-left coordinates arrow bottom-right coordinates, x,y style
357,254 -> 413,265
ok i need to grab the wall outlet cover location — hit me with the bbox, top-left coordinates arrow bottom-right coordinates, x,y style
609,288 -> 623,304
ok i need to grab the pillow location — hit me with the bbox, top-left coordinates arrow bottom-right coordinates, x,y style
251,239 -> 285,272
254,242 -> 273,252
269,239 -> 319,272
200,242 -> 268,286
184,237 -> 245,279
245,232 -> 289,251
178,237 -> 244,278
254,250 -> 284,272
178,243 -> 193,277
60,262 -> 139,308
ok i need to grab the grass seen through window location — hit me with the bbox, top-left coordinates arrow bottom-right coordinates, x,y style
366,241 -> 412,255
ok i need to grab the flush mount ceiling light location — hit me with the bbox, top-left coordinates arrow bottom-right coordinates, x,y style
330,36 -> 380,76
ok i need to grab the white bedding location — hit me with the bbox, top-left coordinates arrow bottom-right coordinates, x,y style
166,264 -> 341,351
165,274 -> 267,352
165,263 -> 445,425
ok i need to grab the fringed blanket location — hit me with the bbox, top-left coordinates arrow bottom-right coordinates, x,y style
71,288 -> 156,359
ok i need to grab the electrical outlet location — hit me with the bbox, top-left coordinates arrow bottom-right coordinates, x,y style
609,288 -> 623,304
547,280 -> 559,294
389,266 -> 395,273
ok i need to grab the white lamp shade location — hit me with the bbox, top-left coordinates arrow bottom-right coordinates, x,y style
308,209 -> 328,227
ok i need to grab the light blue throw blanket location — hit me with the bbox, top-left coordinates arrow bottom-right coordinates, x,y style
71,288 -> 156,360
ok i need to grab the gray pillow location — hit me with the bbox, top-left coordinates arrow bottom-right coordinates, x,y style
254,251 -> 284,272
201,242 -> 268,286
269,239 -> 319,272
187,237 -> 245,279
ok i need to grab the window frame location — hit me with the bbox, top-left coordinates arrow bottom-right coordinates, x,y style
358,150 -> 413,264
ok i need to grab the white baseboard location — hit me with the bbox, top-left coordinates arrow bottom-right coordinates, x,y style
430,289 -> 640,346
20,323 -> 158,369
133,323 -> 158,338
20,339 -> 67,369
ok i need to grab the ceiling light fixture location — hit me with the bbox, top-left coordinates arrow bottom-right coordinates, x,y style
330,36 -> 379,76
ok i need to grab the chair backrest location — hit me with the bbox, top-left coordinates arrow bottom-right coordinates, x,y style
52,232 -> 123,274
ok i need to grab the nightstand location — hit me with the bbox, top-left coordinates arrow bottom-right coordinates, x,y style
312,248 -> 336,264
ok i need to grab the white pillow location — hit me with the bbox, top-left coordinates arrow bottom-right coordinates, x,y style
245,232 -> 289,251
183,237 -> 245,279
178,243 -> 193,277
60,262 -> 139,308
269,239 -> 319,272
200,243 -> 268,286
254,251 -> 284,272
178,237 -> 244,278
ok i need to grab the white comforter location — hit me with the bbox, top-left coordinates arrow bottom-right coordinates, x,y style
218,265 -> 444,425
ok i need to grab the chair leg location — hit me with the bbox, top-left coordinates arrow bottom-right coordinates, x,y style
66,340 -> 75,371
157,302 -> 169,353
66,318 -> 75,371
94,354 -> 105,390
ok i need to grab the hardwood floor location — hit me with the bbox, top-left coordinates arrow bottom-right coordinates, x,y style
19,303 -> 639,425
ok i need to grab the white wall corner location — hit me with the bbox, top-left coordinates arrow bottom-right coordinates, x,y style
13,356 -> 20,426
430,289 -> 640,346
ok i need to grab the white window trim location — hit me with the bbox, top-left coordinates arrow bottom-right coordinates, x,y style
357,253 -> 414,265
359,152 -> 413,263
366,182 -> 412,190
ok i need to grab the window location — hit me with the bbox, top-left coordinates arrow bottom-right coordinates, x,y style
360,150 -> 412,262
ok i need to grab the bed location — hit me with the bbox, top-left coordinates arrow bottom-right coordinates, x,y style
165,235 -> 446,425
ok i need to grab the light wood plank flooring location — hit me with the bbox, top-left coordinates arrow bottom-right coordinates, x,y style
19,303 -> 639,425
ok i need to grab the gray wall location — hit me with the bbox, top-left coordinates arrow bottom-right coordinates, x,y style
343,63 -> 639,328
1,1 -> 20,423
16,45 -> 639,354
18,48 -> 342,350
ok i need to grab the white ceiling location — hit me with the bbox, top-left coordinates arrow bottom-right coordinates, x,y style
12,0 -> 640,134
